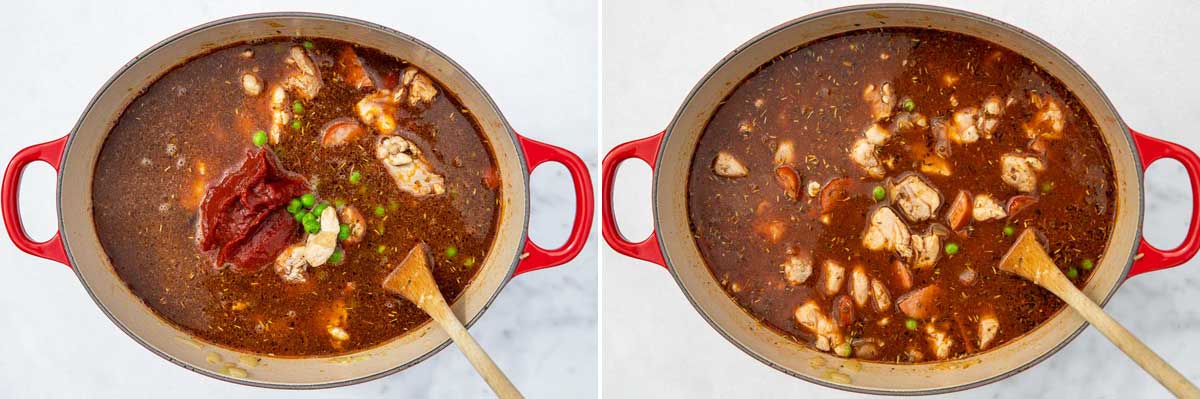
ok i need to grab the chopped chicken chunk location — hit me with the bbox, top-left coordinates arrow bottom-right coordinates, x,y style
781,254 -> 813,285
973,194 -> 1007,222
268,85 -> 291,145
795,301 -> 845,352
863,82 -> 895,121
897,284 -> 941,319
338,205 -> 366,245
892,112 -> 928,132
282,46 -> 322,100
977,96 -> 1004,138
950,107 -> 980,144
864,123 -> 892,145
1025,93 -> 1065,140
1001,153 -> 1045,193
850,138 -> 885,178
945,190 -> 971,231
889,174 -> 942,222
273,243 -> 308,283
863,207 -> 913,259
713,151 -> 749,178
822,260 -> 846,296
774,140 -> 795,165
870,278 -> 891,313
850,265 -> 870,308
375,136 -> 446,196
979,311 -> 1000,350
241,73 -> 262,96
356,90 -> 398,134
925,322 -> 955,360
401,67 -> 439,106
910,231 -> 942,269
303,207 -> 340,266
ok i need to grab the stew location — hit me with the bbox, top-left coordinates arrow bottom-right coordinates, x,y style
93,38 -> 500,356
687,28 -> 1115,363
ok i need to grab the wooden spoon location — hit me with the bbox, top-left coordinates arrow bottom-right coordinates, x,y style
1000,228 -> 1199,398
383,243 -> 524,399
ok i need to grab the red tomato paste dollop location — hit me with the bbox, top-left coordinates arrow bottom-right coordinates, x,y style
196,148 -> 308,272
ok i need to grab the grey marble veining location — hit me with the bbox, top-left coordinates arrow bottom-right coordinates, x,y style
602,0 -> 1200,397
0,1 -> 597,398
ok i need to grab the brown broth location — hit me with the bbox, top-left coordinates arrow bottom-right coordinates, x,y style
92,38 -> 499,356
687,29 -> 1115,363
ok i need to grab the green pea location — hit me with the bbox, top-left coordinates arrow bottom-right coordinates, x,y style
252,130 -> 267,147
301,193 -> 316,208
872,186 -> 886,202
445,246 -> 458,258
291,119 -> 302,130
1066,266 -> 1079,279
294,211 -> 306,222
376,245 -> 387,254
301,212 -> 317,225
1003,225 -> 1015,237
905,318 -> 918,331
303,219 -> 320,234
1081,259 -> 1095,270
338,224 -> 350,241
349,171 -> 362,184
944,242 -> 960,255
334,199 -> 346,209
902,98 -> 915,112
374,205 -> 385,216
312,202 -> 328,217
328,248 -> 345,265
463,257 -> 476,267
303,40 -> 314,50
287,199 -> 302,214
292,101 -> 303,113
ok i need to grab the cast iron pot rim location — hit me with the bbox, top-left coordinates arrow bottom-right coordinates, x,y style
652,3 -> 1141,395
55,11 -> 529,390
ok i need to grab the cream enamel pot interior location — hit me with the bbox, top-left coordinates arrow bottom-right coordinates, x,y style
0,13 -> 593,389
601,4 -> 1200,395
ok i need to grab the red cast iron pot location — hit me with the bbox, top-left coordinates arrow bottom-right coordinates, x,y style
0,12 -> 593,389
602,3 -> 1200,395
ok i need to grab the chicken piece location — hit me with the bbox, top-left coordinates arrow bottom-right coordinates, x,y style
1025,93 -> 1065,140
781,253 -> 813,285
852,337 -> 884,360
273,243 -> 308,283
821,260 -> 846,296
774,140 -> 795,165
977,96 -> 1004,138
978,311 -> 1000,350
401,67 -> 438,106
949,107 -> 980,144
910,231 -> 942,270
1001,153 -> 1045,193
945,190 -> 972,231
356,90 -> 398,134
863,82 -> 895,121
897,284 -> 941,319
892,260 -> 914,291
892,111 -> 928,132
320,117 -> 366,147
850,265 -> 870,308
864,123 -> 892,145
713,151 -> 749,178
870,278 -> 891,313
268,86 -> 291,145
795,301 -> 845,352
925,322 -> 955,360
972,194 -> 1007,222
850,138 -> 885,178
958,267 -> 978,287
324,299 -> 350,345
335,46 -> 375,90
338,205 -> 366,245
303,207 -> 340,266
375,136 -> 446,196
863,207 -> 913,259
241,73 -> 262,96
282,46 -> 322,100
889,174 -> 942,222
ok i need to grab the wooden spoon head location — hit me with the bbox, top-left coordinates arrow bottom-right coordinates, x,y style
998,228 -> 1059,286
382,242 -> 445,310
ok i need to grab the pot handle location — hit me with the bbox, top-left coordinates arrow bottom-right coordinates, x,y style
601,131 -> 666,267
2,135 -> 70,267
1127,130 -> 1200,278
512,134 -> 594,276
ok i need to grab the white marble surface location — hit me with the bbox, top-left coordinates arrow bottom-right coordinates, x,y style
0,1 -> 596,398
602,0 -> 1200,397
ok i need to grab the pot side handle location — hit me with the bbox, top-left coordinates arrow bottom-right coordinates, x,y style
2,135 -> 70,267
601,131 -> 666,268
512,134 -> 594,276
1128,130 -> 1200,278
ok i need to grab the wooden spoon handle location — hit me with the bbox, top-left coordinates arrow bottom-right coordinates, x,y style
1053,279 -> 1199,398
428,302 -> 525,399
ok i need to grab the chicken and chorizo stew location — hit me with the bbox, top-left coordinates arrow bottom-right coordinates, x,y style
688,28 -> 1115,363
93,38 -> 501,356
